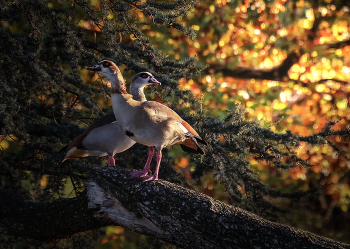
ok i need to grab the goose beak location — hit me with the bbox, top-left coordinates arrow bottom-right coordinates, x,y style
148,77 -> 161,85
87,64 -> 101,71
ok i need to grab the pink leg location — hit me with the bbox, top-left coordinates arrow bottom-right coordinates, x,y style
142,149 -> 162,181
108,156 -> 115,166
130,147 -> 154,178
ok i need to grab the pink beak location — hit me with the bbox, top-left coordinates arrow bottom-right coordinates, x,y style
87,65 -> 101,71
148,77 -> 161,85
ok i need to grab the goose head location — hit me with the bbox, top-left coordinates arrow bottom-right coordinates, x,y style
132,72 -> 161,88
87,60 -> 120,80
130,72 -> 161,101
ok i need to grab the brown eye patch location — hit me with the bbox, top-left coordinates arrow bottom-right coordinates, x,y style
102,61 -> 110,68
140,73 -> 149,79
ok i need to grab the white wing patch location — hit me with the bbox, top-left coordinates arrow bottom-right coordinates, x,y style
177,122 -> 189,133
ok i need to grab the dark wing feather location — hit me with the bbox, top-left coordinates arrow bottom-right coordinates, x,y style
180,132 -> 205,155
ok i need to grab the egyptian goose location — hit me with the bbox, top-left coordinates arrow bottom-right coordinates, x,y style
61,60 -> 160,166
87,61 -> 207,181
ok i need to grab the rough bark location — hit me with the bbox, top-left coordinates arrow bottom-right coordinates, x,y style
1,166 -> 350,249
0,187 -> 114,241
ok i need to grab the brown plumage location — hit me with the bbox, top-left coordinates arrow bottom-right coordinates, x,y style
88,60 -> 207,180
61,62 -> 160,166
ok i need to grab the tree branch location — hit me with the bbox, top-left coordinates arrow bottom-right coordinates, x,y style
204,52 -> 300,82
1,166 -> 350,248
323,38 -> 350,50
289,78 -> 350,86
0,188 -> 113,241
204,38 -> 350,82
314,78 -> 350,84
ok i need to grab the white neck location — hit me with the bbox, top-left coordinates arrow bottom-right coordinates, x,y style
111,94 -> 138,130
130,85 -> 146,101
107,67 -> 127,94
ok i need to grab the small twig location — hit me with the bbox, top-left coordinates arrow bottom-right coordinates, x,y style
119,0 -> 156,24
77,119 -> 89,127
323,199 -> 337,223
70,95 -> 79,108
316,79 -> 349,85
70,175 -> 78,197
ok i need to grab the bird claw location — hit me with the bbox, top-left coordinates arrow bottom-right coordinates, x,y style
141,175 -> 158,181
130,170 -> 150,179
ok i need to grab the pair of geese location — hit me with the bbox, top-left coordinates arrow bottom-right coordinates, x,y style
62,60 -> 206,181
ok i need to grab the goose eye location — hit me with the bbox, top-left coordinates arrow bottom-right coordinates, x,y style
140,73 -> 148,79
102,61 -> 110,67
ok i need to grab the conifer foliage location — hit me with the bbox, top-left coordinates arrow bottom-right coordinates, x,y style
0,0 -> 199,202
0,0 -> 349,244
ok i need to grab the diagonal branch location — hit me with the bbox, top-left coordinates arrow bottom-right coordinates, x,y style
1,166 -> 349,248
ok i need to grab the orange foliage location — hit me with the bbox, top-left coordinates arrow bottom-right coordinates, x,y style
167,0 -> 350,218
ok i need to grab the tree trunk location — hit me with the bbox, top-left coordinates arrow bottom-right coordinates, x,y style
1,166 -> 349,249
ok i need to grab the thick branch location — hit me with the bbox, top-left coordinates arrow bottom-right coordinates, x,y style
1,166 -> 350,249
0,188 -> 114,241
86,166 -> 350,249
204,52 -> 300,81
